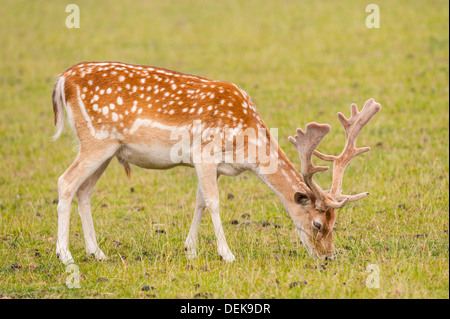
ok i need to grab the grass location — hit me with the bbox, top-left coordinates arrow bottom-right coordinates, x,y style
0,0 -> 448,299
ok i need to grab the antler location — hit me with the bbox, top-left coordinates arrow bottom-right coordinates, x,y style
289,98 -> 381,210
314,98 -> 381,203
288,122 -> 349,209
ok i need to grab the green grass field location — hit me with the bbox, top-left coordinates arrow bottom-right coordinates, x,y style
0,0 -> 448,299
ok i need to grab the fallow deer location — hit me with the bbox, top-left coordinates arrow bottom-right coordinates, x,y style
51,62 -> 381,265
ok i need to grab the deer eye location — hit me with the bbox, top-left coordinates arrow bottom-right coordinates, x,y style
312,219 -> 322,230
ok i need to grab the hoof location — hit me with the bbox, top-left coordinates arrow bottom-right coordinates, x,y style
185,246 -> 197,260
56,251 -> 74,265
219,249 -> 235,263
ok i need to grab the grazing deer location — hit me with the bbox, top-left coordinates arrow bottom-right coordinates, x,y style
52,62 -> 380,265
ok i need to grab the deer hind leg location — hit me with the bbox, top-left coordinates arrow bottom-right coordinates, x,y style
184,185 -> 207,259
195,164 -> 235,262
76,157 -> 112,261
56,145 -> 117,265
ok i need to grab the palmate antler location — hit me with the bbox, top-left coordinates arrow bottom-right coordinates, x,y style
289,98 -> 381,210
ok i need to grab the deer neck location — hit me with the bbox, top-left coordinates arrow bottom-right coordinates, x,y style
252,145 -> 303,208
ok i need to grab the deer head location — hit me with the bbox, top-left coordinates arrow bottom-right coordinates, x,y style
287,98 -> 381,259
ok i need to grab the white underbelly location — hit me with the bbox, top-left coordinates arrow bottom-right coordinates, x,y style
116,143 -> 187,169
115,143 -> 246,176
217,163 -> 245,176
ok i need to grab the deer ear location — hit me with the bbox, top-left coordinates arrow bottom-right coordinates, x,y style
294,192 -> 310,206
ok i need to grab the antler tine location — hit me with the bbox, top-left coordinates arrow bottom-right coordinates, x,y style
288,123 -> 331,174
289,122 -> 342,208
327,98 -> 381,202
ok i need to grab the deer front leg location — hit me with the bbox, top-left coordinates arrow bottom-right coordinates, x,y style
185,174 -> 221,259
76,158 -> 112,261
184,186 -> 206,259
195,164 -> 235,262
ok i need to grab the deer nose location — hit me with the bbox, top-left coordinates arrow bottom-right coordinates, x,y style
325,253 -> 336,261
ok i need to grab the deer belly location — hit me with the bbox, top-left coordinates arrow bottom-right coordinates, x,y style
116,143 -> 183,169
217,163 -> 244,176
